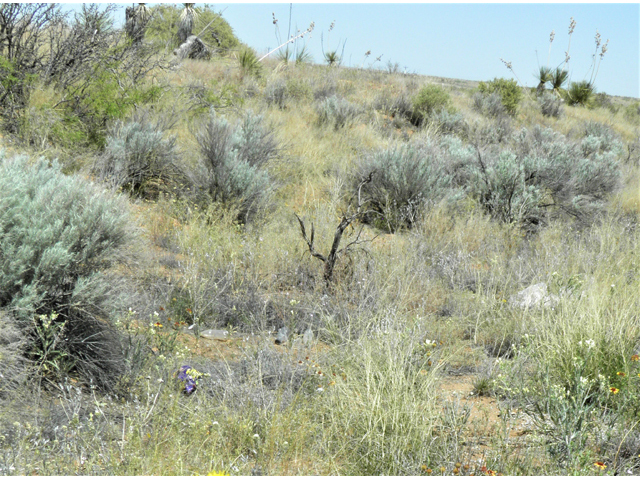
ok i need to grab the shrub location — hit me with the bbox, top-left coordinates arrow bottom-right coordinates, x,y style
477,78 -> 522,116
264,78 -> 287,109
432,109 -> 467,137
468,125 -> 621,228
471,92 -> 507,118
0,153 -> 135,388
410,85 -> 452,126
316,95 -> 361,130
373,90 -> 413,120
354,140 -> 457,232
581,121 -> 623,158
566,81 -> 594,106
623,102 -> 640,124
196,111 -> 275,222
538,92 -> 563,118
93,111 -> 187,198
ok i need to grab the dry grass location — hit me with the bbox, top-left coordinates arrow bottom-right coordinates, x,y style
2,31 -> 640,475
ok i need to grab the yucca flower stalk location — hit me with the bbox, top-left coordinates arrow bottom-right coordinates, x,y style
561,17 -> 577,74
259,21 -> 314,62
588,30 -> 609,85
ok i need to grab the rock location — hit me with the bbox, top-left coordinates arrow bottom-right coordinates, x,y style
199,329 -> 230,341
509,283 -> 559,309
275,327 -> 288,345
302,327 -> 314,346
173,35 -> 211,60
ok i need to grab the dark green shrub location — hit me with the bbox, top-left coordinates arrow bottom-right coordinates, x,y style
410,85 -> 452,126
93,111 -> 187,199
538,92 -> 563,118
316,95 -> 361,130
477,78 -> 522,116
196,111 -> 275,222
566,81 -> 594,106
0,153 -> 136,388
353,140 -> 458,232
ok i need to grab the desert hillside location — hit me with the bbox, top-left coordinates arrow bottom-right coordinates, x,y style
1,4 -> 640,476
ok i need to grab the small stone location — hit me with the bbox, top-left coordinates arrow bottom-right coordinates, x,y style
275,327 -> 288,345
509,282 -> 559,309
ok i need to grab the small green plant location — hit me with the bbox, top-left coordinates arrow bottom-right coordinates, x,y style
237,47 -> 262,79
410,85 -> 453,126
321,21 -> 345,67
477,78 -> 522,116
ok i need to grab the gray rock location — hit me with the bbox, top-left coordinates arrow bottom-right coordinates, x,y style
275,327 -> 289,345
302,327 -> 314,346
199,329 -> 230,341
509,282 -> 559,309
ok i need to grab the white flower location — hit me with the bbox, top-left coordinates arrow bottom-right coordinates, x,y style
585,339 -> 595,350
153,311 -> 159,317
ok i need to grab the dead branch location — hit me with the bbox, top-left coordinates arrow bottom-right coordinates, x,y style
294,171 -> 375,286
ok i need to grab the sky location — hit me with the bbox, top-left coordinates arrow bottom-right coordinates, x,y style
63,3 -> 640,98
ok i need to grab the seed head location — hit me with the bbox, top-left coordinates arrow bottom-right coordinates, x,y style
568,17 -> 576,35
550,30 -> 555,43
600,39 -> 609,58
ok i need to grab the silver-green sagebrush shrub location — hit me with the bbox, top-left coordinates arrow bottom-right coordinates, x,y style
538,92 -> 564,118
316,94 -> 361,130
196,111 -> 275,222
93,111 -> 187,198
354,139 -> 459,232
264,78 -> 287,109
0,153 -> 136,388
468,125 -> 621,228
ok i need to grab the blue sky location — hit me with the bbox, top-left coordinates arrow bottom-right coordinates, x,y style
64,3 -> 640,98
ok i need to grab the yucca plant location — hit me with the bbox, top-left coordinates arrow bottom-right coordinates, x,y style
550,68 -> 569,94
237,47 -> 262,78
536,66 -> 553,95
567,80 -> 594,106
178,3 -> 198,44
